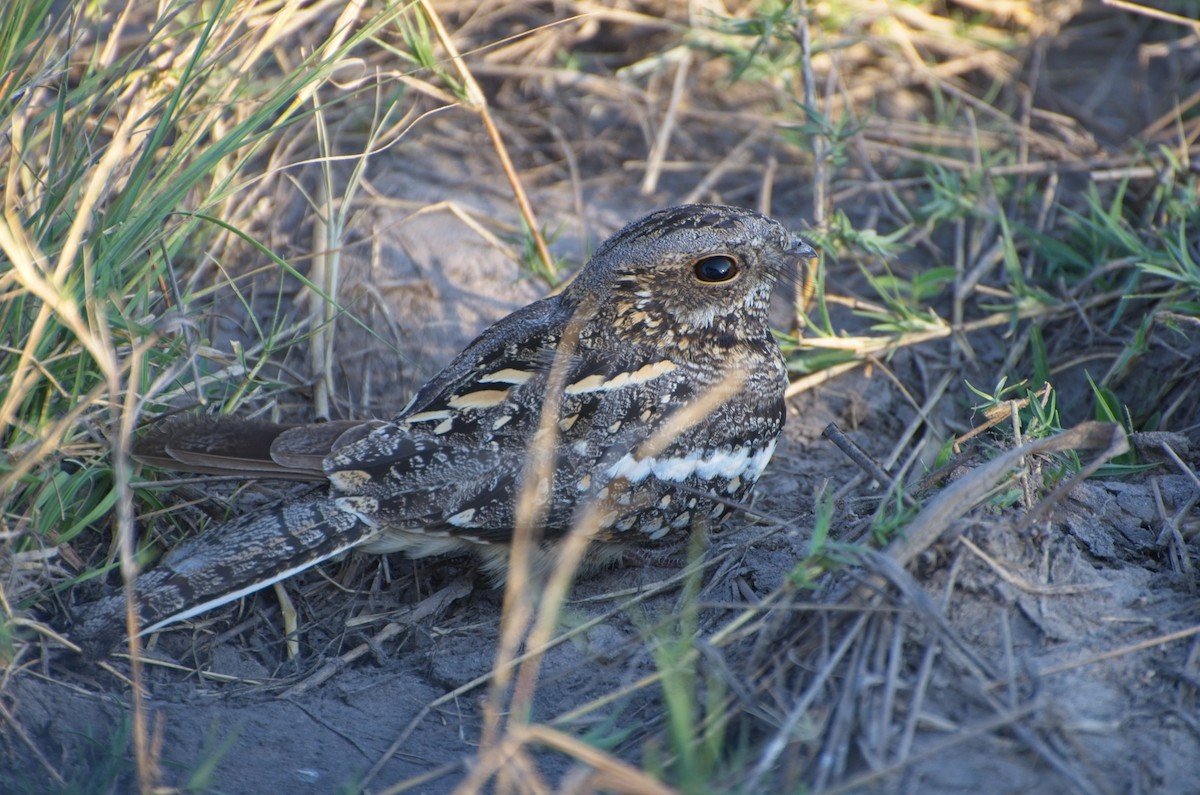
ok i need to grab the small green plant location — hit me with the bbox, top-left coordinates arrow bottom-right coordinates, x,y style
811,208 -> 911,262
694,0 -> 802,85
1085,372 -> 1147,470
510,220 -> 567,287
377,9 -> 466,102
636,531 -> 749,794
965,377 -> 1061,441
918,164 -> 1010,225
1136,223 -> 1200,296
788,486 -> 839,588
856,262 -> 955,335
866,483 -> 920,547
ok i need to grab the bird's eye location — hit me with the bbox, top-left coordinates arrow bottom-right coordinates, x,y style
692,255 -> 739,283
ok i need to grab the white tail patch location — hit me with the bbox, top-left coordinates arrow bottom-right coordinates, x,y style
606,438 -> 777,485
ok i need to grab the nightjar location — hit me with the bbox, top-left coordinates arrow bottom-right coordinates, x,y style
72,204 -> 816,656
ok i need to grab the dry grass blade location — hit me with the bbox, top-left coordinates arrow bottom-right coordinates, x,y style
1101,0 -> 1200,31
478,295 -> 595,759
519,724 -> 677,795
508,369 -> 749,715
823,422 -> 902,495
285,578 -> 471,698
957,536 -> 1107,596
792,548 -> 1105,794
816,703 -> 1039,795
640,48 -> 691,196
743,611 -> 872,792
889,421 -> 1128,567
417,0 -> 555,278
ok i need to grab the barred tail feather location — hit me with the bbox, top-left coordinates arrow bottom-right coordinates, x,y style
72,494 -> 375,658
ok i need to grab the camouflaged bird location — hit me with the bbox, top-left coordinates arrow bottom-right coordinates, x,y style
72,204 -> 816,656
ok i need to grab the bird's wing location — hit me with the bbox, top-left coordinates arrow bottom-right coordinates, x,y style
323,328 -> 696,542
362,342 -> 786,547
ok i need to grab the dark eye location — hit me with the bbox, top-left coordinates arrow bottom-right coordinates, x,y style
692,255 -> 739,283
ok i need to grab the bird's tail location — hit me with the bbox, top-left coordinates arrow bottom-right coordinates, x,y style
71,493 -> 375,658
130,415 -> 380,480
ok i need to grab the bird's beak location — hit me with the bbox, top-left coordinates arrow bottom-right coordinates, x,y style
789,236 -> 821,315
790,236 -> 818,261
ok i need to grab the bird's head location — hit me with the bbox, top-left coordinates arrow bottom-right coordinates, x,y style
565,204 -> 816,355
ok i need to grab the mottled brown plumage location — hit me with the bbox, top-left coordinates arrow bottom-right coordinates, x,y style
72,204 -> 815,657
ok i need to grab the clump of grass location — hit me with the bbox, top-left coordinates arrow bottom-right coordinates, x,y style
0,0 -> 418,788
3,2 -> 355,557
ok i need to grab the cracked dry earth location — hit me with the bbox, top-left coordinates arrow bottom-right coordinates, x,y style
7,166 -> 1200,794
